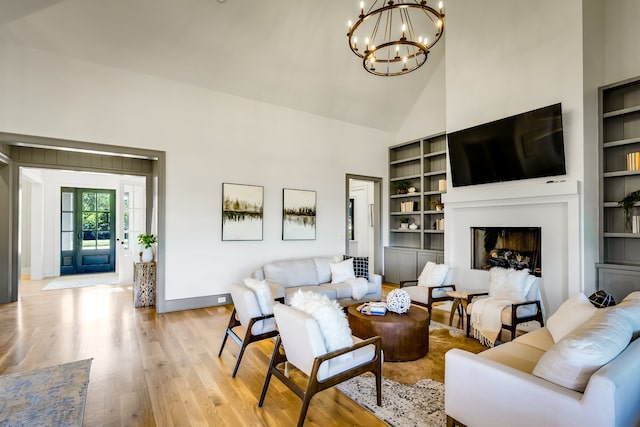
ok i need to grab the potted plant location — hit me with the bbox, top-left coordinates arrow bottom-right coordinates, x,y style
392,180 -> 412,194
618,190 -> 640,232
399,216 -> 410,229
138,233 -> 157,262
430,199 -> 444,211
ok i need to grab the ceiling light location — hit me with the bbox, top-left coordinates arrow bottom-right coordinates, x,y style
347,1 -> 445,76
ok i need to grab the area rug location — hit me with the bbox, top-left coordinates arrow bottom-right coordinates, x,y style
337,376 -> 445,427
0,359 -> 92,427
336,320 -> 486,427
43,273 -> 119,290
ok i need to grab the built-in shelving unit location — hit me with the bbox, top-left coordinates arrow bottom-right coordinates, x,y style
385,133 -> 446,283
597,76 -> 640,301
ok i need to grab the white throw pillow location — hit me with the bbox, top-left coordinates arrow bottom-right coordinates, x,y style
611,299 -> 640,339
289,290 -> 354,356
330,258 -> 356,284
346,277 -> 369,300
533,308 -> 632,392
623,291 -> 640,302
546,293 -> 597,343
417,262 -> 449,287
488,267 -> 532,302
243,278 -> 274,315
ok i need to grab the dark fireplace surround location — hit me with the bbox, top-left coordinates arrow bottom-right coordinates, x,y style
471,227 -> 542,276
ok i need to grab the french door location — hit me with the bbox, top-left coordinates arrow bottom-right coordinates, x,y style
60,188 -> 116,275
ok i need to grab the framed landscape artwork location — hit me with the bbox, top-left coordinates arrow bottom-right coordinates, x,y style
222,183 -> 264,241
282,188 -> 316,240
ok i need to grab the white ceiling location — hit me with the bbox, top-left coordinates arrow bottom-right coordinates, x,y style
0,0 -> 445,133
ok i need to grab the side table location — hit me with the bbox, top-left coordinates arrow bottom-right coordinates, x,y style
134,261 -> 156,307
445,289 -> 488,329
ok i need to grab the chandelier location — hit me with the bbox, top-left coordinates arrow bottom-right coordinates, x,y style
347,1 -> 445,76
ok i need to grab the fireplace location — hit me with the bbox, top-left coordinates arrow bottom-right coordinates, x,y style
471,227 -> 542,276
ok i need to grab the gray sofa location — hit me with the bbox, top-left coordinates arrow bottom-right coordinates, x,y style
252,256 -> 382,306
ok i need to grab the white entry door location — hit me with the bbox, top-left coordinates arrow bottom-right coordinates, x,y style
117,179 -> 146,285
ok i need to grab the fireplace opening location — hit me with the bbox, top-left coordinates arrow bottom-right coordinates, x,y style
471,227 -> 541,276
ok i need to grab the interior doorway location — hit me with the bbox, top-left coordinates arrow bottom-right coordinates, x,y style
345,174 -> 383,276
20,168 -> 147,285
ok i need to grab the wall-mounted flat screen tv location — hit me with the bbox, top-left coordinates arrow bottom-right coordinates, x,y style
448,103 -> 566,187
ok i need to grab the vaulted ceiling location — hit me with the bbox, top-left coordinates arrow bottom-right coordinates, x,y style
0,0 -> 445,133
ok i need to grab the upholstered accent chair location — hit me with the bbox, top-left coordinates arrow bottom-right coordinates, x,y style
400,262 -> 456,324
466,268 -> 544,344
218,282 -> 279,378
258,303 -> 382,427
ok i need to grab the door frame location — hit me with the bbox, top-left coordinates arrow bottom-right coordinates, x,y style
345,174 -> 383,276
0,132 -> 167,312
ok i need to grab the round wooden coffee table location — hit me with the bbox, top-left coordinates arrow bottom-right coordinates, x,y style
347,304 -> 429,361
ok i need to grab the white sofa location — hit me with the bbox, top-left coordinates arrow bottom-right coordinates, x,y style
252,256 -> 382,306
445,292 -> 640,427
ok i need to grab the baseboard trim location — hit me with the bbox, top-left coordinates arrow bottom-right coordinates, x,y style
164,293 -> 232,312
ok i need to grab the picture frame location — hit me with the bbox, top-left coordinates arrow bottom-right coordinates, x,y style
282,188 -> 316,240
222,183 -> 264,241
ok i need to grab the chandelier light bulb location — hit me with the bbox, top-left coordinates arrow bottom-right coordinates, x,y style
348,20 -> 352,28
439,1 -> 444,13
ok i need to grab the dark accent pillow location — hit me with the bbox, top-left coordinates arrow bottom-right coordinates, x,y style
343,255 -> 369,281
588,290 -> 616,308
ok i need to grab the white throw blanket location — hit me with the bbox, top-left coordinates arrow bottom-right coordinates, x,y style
471,297 -> 511,347
346,277 -> 369,300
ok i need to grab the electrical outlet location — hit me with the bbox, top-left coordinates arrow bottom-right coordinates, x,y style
217,296 -> 226,303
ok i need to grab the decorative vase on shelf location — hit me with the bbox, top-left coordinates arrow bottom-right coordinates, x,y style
141,247 -> 154,262
400,223 -> 409,229
407,187 -> 416,193
409,223 -> 418,230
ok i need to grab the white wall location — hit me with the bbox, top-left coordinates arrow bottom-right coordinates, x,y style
0,41 -> 393,302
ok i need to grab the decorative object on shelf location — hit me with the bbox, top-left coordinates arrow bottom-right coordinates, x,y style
618,190 -> 640,232
282,188 -> 317,240
399,216 -> 410,229
633,216 -> 640,234
222,183 -> 264,241
392,180 -> 413,194
438,179 -> 447,192
407,186 -> 416,193
409,222 -> 418,230
430,199 -> 444,211
385,288 -> 411,314
137,233 -> 156,262
346,0 -> 445,77
627,152 -> 640,171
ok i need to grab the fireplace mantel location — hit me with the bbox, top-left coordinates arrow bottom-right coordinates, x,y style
442,179 -> 579,207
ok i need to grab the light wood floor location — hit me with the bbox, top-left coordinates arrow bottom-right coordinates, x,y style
1,279 -> 457,426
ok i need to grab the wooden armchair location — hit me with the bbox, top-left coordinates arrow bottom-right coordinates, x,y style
465,271 -> 545,342
218,283 -> 279,378
258,303 -> 382,427
399,281 -> 458,324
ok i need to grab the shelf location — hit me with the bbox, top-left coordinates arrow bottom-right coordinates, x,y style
423,150 -> 446,158
603,169 -> 640,178
603,136 -> 640,148
390,174 -> 421,181
390,211 -> 420,215
424,230 -> 445,234
603,105 -> 640,118
423,190 -> 445,196
391,229 -> 421,233
390,193 -> 421,199
423,170 -> 446,177
424,210 -> 445,214
603,202 -> 640,208
390,155 -> 421,165
603,232 -> 640,238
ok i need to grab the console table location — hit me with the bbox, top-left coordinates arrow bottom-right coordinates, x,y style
133,261 -> 156,307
